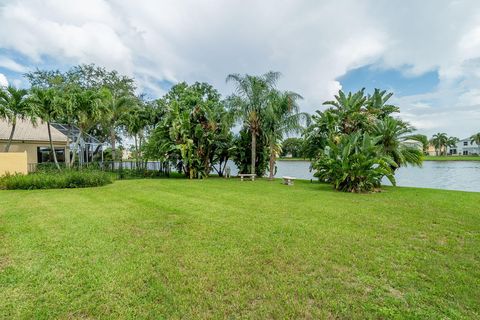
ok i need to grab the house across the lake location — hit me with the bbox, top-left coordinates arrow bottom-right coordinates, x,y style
447,138 -> 480,156
0,118 -> 70,167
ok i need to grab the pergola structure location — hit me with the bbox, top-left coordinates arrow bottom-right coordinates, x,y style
51,123 -> 106,165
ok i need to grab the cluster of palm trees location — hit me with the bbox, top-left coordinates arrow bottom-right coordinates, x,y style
1,66 -> 309,179
429,133 -> 459,156
226,72 -> 309,178
0,65 -> 157,170
429,132 -> 480,156
306,89 -> 424,192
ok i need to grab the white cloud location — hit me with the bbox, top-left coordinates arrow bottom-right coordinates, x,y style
0,73 -> 8,87
0,0 -> 479,136
0,57 -> 27,72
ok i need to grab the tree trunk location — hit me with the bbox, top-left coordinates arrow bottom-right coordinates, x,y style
268,143 -> 275,180
70,130 -> 82,166
134,134 -> 138,169
47,122 -> 61,170
251,130 -> 256,175
4,119 -> 16,152
110,128 -> 116,162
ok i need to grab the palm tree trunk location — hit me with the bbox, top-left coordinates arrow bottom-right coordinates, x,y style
47,122 -> 61,170
268,142 -> 275,180
70,130 -> 82,166
251,130 -> 256,175
110,128 -> 116,162
4,119 -> 16,152
134,134 -> 138,169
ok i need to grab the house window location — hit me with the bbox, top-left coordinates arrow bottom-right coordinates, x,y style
450,149 -> 457,155
37,147 -> 65,163
463,141 -> 468,146
463,150 -> 469,155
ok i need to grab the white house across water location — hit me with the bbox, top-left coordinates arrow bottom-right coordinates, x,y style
448,138 -> 480,156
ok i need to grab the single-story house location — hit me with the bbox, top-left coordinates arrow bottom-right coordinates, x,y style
447,138 -> 480,156
0,118 -> 70,166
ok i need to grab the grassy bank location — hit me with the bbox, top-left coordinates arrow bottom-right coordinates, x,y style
1,179 -> 479,318
424,155 -> 480,161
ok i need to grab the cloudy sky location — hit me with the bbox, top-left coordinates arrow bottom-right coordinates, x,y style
0,0 -> 479,138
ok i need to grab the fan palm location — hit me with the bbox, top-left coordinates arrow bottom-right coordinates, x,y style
0,86 -> 35,152
226,71 -> 280,175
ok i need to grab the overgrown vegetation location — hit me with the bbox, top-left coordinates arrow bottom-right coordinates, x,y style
304,89 -> 423,192
0,170 -> 113,190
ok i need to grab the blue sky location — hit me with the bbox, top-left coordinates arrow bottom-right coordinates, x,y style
339,65 -> 439,97
0,0 -> 479,137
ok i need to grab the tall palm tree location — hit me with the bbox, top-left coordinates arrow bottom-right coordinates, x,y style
102,88 -> 136,162
371,117 -> 423,170
264,90 -> 309,179
29,88 -> 62,170
70,88 -> 107,166
226,71 -> 280,175
0,86 -> 35,152
430,132 -> 448,156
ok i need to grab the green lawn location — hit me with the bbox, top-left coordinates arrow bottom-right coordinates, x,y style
1,179 -> 479,319
424,155 -> 480,161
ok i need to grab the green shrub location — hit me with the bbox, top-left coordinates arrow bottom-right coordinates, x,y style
0,170 -> 113,190
312,133 -> 396,192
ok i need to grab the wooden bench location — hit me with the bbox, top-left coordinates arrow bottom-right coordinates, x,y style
239,173 -> 256,181
282,176 -> 296,186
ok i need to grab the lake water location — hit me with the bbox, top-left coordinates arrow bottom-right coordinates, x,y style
227,160 -> 480,192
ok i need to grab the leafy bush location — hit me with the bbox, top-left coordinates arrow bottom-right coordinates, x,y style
313,134 -> 396,192
0,170 -> 113,190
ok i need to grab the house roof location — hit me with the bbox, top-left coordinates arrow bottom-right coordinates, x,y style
0,118 -> 68,143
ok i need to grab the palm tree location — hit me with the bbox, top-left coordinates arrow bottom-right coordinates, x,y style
323,89 -> 368,134
29,88 -> 62,170
365,88 -> 400,119
70,88 -> 107,166
430,132 -> 448,156
264,90 -> 309,179
102,88 -> 136,162
226,71 -> 280,175
470,132 -> 480,147
0,86 -> 35,152
371,117 -> 423,170
446,136 -> 459,155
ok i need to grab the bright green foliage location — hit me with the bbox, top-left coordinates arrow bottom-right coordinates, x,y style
231,128 -> 269,176
263,90 -> 309,179
314,133 -> 396,192
307,88 -> 421,192
1,179 -> 479,318
281,137 -> 305,157
226,71 -> 280,174
371,117 -> 423,170
0,170 -> 112,189
145,82 -> 232,179
0,86 -> 35,152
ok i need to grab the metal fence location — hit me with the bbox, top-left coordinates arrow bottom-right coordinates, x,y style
27,161 -> 172,177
